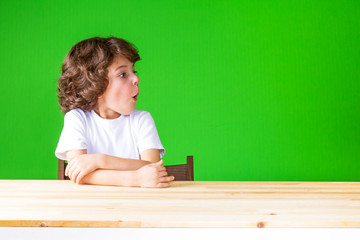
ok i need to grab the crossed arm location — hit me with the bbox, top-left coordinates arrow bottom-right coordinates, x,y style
65,149 -> 174,188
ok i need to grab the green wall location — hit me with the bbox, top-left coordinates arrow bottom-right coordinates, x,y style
0,0 -> 359,181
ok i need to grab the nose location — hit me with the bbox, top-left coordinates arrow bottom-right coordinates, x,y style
132,73 -> 140,86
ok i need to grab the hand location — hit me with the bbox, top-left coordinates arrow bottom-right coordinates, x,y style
136,160 -> 174,188
65,154 -> 102,184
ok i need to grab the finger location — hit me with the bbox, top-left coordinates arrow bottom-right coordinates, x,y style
69,169 -> 75,182
67,163 -> 76,179
159,171 -> 168,177
67,166 -> 73,179
72,173 -> 78,183
65,165 -> 69,177
76,172 -> 85,184
65,162 -> 70,176
157,166 -> 166,171
65,165 -> 73,177
155,166 -> 166,172
74,170 -> 82,183
71,169 -> 80,183
157,160 -> 164,166
160,176 -> 175,183
65,160 -> 74,176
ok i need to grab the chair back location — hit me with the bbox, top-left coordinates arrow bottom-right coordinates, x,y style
164,156 -> 194,181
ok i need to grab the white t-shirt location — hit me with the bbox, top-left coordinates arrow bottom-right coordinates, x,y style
55,109 -> 165,160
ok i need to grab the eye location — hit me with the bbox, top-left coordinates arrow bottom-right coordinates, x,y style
119,73 -> 125,78
133,70 -> 138,74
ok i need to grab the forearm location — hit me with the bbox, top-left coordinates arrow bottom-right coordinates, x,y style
97,154 -> 152,171
81,169 -> 139,187
65,149 -> 166,187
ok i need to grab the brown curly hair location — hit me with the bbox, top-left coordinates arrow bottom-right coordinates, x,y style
57,37 -> 140,113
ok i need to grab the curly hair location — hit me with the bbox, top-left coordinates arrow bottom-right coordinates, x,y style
57,37 -> 140,113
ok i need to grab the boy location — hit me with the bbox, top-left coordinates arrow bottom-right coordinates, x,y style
55,37 -> 174,188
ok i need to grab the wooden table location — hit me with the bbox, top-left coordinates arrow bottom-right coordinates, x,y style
0,180 -> 359,228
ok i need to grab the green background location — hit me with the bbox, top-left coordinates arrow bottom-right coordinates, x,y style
0,0 -> 359,181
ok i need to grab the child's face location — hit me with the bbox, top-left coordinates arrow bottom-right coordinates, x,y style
95,55 -> 140,119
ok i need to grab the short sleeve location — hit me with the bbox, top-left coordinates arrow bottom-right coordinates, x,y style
55,110 -> 88,160
136,112 -> 165,158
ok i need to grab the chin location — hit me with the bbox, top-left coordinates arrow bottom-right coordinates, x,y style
123,108 -> 135,116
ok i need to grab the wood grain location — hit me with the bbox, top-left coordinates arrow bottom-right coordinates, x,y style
0,180 -> 359,228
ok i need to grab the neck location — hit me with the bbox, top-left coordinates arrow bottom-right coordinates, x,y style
93,105 -> 121,119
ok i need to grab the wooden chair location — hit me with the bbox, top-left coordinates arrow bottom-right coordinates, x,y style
163,156 -> 194,181
58,156 -> 194,181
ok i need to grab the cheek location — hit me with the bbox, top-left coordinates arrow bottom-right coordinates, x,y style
119,84 -> 133,97
108,83 -> 128,99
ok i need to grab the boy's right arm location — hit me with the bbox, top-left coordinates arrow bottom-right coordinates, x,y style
80,161 -> 173,188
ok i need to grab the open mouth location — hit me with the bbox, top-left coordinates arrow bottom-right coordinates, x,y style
132,93 -> 139,101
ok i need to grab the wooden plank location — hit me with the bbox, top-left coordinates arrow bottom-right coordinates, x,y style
0,180 -> 359,228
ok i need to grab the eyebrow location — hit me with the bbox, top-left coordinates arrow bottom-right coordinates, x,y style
115,64 -> 134,71
115,65 -> 126,71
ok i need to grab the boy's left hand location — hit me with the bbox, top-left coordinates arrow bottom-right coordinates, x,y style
65,154 -> 102,184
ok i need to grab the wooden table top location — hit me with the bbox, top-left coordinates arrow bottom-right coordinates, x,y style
0,180 -> 359,228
